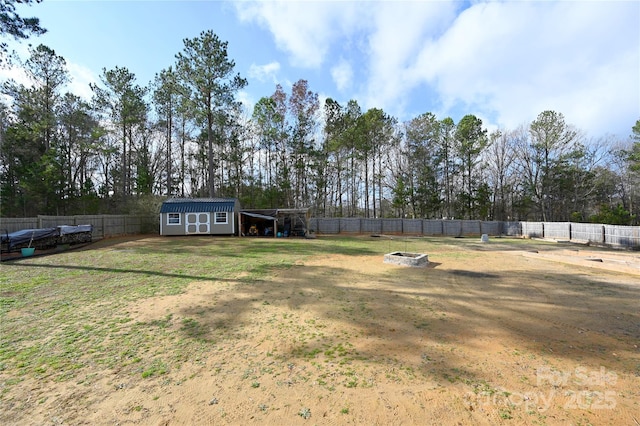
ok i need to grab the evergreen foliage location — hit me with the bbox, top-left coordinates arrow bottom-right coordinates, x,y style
0,18 -> 638,225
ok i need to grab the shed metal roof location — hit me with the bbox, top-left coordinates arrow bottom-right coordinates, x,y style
160,198 -> 236,213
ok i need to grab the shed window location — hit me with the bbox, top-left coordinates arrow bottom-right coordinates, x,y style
215,212 -> 228,224
168,213 -> 181,225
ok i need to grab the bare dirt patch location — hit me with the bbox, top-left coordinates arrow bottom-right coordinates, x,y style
1,236 -> 639,425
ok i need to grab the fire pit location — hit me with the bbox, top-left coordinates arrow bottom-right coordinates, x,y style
383,252 -> 429,267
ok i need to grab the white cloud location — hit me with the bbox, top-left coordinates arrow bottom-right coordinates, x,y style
0,57 -> 97,103
330,59 -> 353,92
248,61 -> 281,84
409,1 -> 640,135
234,1 -> 457,113
235,0 -> 362,68
0,41 -> 31,88
361,1 -> 458,116
66,62 -> 98,101
0,64 -> 30,87
235,1 -> 638,137
237,89 -> 256,115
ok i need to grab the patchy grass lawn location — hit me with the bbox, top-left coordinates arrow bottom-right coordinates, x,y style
1,235 -> 639,425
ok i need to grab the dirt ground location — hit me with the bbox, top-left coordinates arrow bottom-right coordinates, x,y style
3,237 -> 640,425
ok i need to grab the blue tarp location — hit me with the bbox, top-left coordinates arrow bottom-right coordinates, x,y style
1,228 -> 58,250
1,225 -> 93,250
58,224 -> 92,235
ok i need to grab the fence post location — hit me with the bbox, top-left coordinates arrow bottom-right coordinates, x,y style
602,225 -> 606,245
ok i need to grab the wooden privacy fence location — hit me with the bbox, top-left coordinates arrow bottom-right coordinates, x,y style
311,218 -> 506,238
309,218 -> 640,250
0,215 -> 158,239
1,216 -> 638,249
521,221 -> 640,249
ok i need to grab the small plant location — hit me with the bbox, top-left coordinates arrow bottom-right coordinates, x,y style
304,348 -> 322,359
473,380 -> 497,396
141,359 -> 167,378
443,373 -> 458,383
345,379 -> 358,388
251,381 -> 260,388
242,368 -> 255,380
298,407 -> 311,419
181,318 -> 208,340
147,315 -> 173,330
499,407 -> 513,419
340,407 -> 349,414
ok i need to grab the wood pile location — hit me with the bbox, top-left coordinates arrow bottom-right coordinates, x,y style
58,231 -> 92,245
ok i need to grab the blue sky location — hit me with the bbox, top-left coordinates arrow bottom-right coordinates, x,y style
3,0 -> 639,139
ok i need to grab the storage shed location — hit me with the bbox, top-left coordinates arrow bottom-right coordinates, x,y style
159,198 -> 240,236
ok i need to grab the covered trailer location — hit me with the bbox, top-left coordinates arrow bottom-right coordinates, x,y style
1,225 -> 93,253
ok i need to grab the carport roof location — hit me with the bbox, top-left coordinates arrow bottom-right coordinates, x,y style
241,211 -> 277,221
160,198 -> 236,213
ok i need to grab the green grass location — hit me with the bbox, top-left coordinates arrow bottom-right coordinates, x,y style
0,235 -> 559,399
141,359 -> 168,378
0,236 -> 381,394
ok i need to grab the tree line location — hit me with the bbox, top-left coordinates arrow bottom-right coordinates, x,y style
1,31 -> 639,224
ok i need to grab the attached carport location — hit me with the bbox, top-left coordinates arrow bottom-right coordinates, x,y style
240,211 -> 277,237
239,208 -> 310,237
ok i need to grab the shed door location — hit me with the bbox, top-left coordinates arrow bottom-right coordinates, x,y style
185,212 -> 210,234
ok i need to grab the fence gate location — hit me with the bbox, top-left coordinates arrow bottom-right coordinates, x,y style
185,213 -> 209,234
